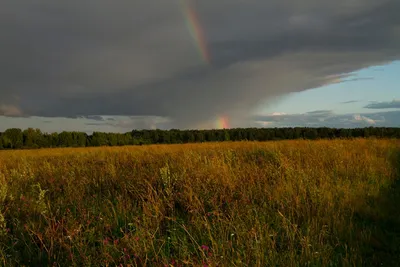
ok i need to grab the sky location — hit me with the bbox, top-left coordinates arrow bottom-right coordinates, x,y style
254,61 -> 400,128
1,0 -> 400,133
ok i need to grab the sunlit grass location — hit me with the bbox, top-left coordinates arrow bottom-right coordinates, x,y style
0,139 -> 399,266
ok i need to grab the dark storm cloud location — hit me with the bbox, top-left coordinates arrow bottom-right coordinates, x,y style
364,100 -> 400,109
1,0 -> 400,128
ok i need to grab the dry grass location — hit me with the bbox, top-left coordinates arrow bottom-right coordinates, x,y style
0,139 -> 400,266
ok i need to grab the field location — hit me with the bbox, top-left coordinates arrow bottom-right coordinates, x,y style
1,139 -> 400,266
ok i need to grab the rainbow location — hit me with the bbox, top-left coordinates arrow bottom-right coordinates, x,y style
216,116 -> 229,129
180,0 -> 211,64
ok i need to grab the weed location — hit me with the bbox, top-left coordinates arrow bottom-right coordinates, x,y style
0,139 -> 398,266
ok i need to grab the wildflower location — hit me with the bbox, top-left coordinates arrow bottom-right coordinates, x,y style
114,239 -> 119,245
201,245 -> 210,251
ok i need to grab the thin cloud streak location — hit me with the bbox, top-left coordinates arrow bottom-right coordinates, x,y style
341,100 -> 359,104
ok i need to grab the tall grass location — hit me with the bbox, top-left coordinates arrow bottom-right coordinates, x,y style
0,139 -> 399,266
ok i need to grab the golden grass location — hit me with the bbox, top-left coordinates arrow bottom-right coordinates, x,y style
0,139 -> 400,266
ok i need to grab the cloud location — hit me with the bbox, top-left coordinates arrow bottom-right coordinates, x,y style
353,114 -> 376,124
0,115 -> 169,134
1,0 -> 400,128
343,77 -> 374,82
0,104 -> 23,117
77,115 -> 105,121
341,100 -> 359,104
364,99 -> 400,109
84,116 -> 170,131
254,110 -> 399,128
323,73 -> 375,85
306,110 -> 333,116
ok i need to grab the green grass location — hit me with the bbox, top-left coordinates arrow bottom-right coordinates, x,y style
0,139 -> 399,266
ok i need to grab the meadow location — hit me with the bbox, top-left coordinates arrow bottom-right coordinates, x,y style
0,139 -> 399,266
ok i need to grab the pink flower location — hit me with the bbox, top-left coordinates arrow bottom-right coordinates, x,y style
201,245 -> 210,251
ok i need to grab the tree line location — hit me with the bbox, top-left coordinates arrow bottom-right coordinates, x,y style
0,127 -> 399,150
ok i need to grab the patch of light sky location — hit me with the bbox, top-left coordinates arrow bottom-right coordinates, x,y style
261,61 -> 400,115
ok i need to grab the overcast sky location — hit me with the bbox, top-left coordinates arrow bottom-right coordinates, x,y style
1,0 -> 399,132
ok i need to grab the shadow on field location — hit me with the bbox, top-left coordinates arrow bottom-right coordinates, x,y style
352,149 -> 400,266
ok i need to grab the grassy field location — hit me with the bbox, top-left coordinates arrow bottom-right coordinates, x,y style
0,139 -> 400,266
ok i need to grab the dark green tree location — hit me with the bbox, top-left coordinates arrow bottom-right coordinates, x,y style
3,128 -> 23,149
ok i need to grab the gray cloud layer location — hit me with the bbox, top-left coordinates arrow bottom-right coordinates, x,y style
1,0 -> 400,128
364,100 -> 400,109
254,110 -> 400,128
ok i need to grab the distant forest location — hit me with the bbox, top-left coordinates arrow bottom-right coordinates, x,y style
0,127 -> 399,150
